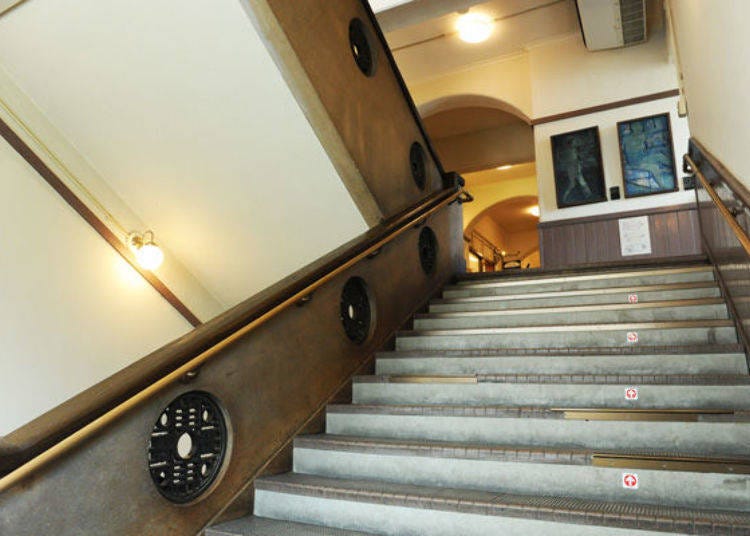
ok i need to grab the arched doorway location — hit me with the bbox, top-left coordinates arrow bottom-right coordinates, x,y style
464,195 -> 540,273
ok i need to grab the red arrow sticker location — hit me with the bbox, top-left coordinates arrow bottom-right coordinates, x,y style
622,473 -> 639,489
628,294 -> 639,304
626,331 -> 639,343
625,387 -> 639,400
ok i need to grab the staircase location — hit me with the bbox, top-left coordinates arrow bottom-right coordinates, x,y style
208,263 -> 750,535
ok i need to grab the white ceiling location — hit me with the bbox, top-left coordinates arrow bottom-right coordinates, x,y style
0,0 -> 367,309
380,0 -> 579,84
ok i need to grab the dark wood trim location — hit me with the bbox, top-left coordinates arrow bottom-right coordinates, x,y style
0,117 -> 202,327
532,89 -> 680,126
537,202 -> 697,229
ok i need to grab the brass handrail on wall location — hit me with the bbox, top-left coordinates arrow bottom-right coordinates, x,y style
686,154 -> 750,256
0,184 -> 467,493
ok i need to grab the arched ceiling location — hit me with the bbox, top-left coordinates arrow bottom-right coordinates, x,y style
472,195 -> 539,233
421,104 -> 534,172
423,106 -> 525,138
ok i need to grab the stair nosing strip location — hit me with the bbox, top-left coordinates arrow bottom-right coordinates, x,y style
353,373 -> 750,385
416,298 -> 726,319
255,474 -> 750,533
326,404 -> 747,421
398,319 -> 735,337
451,265 -> 712,289
434,281 -> 718,304
294,434 -> 750,473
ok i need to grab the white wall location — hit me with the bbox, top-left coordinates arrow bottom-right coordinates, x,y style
0,0 -> 368,311
668,0 -> 750,186
536,96 -> 693,221
409,53 -> 533,119
0,136 -> 191,434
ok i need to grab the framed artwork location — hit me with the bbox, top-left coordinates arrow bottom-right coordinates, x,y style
551,126 -> 607,208
617,113 -> 678,198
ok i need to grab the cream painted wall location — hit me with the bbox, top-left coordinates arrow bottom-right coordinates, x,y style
0,136 -> 191,435
536,96 -> 692,222
0,0 -> 368,312
409,53 -> 533,119
528,31 -> 678,118
668,0 -> 750,186
462,175 -> 538,229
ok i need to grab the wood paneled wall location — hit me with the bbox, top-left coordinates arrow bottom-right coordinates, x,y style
539,204 -> 703,270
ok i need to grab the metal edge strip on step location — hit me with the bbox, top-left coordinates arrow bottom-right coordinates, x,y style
398,319 -> 734,337
591,454 -> 750,474
417,298 -> 726,319
434,281 -> 718,304
254,474 -> 750,531
452,265 -> 712,289
327,404 -> 742,421
295,434 -> 750,474
375,344 -> 746,358
353,374 -> 750,385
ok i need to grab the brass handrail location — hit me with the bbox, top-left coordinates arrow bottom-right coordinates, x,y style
686,155 -> 750,256
0,185 -> 466,493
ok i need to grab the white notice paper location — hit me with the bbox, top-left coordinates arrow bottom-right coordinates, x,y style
619,216 -> 652,256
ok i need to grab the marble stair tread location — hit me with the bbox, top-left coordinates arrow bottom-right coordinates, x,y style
294,434 -> 750,471
433,281 -> 719,303
449,265 -> 713,288
398,319 -> 735,336
255,473 -> 750,535
375,344 -> 745,358
326,404 -> 749,420
353,374 -> 750,385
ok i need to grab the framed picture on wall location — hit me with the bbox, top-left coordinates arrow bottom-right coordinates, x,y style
617,113 -> 678,198
551,126 -> 607,208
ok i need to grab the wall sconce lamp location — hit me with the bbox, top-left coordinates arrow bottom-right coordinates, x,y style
127,230 -> 164,270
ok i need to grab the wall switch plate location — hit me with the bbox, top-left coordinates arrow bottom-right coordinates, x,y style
609,186 -> 621,200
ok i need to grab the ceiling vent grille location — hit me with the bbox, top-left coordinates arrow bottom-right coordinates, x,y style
620,0 -> 646,45
576,0 -> 647,51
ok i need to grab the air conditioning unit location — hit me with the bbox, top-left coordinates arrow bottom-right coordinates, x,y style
575,0 -> 647,51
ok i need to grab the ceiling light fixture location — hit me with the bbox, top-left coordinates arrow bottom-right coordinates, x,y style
456,12 -> 494,44
527,205 -> 540,218
127,230 -> 164,270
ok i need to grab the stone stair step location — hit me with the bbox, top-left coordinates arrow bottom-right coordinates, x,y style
326,404 -> 750,456
254,473 -> 750,535
430,282 -> 721,312
396,320 -> 738,350
206,517 -> 377,536
415,299 -> 728,329
352,374 -> 750,408
375,348 -> 748,375
293,434 -> 750,512
442,266 -> 714,299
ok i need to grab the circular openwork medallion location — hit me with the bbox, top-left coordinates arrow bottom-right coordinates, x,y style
340,277 -> 372,344
410,142 -> 427,190
349,18 -> 376,77
147,391 -> 228,503
418,226 -> 438,275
